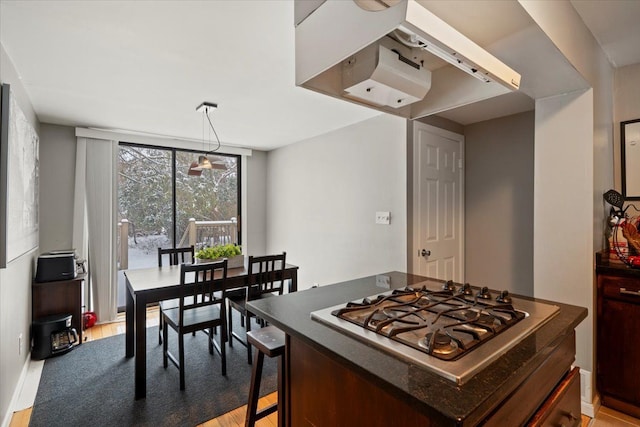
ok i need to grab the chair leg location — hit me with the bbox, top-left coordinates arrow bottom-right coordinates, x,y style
159,308 -> 163,345
179,333 -> 185,390
208,327 -> 214,355
228,306 -> 234,348
162,321 -> 169,368
246,314 -> 252,365
220,326 -> 227,376
245,350 -> 265,427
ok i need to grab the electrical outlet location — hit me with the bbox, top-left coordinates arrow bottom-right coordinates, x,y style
18,333 -> 22,355
376,211 -> 390,225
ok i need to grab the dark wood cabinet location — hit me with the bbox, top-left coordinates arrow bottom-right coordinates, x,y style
596,255 -> 640,419
288,331 -> 578,426
527,367 -> 581,427
485,332 -> 578,426
32,274 -> 86,344
288,335 -> 449,426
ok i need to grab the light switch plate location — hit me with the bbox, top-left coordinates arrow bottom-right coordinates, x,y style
376,211 -> 390,224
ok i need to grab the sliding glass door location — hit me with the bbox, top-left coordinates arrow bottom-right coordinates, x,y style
116,143 -> 240,311
174,151 -> 239,248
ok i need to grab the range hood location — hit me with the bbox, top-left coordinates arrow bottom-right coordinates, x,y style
294,0 -> 521,119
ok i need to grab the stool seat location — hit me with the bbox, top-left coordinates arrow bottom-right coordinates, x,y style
247,326 -> 285,357
245,326 -> 286,427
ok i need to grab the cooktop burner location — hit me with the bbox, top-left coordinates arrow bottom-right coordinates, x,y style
310,278 -> 559,385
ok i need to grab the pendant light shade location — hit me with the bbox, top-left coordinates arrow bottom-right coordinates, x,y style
208,156 -> 228,170
188,101 -> 227,175
197,155 -> 213,169
187,161 -> 202,176
188,155 -> 227,173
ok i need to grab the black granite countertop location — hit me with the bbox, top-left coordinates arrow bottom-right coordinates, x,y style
247,271 -> 588,425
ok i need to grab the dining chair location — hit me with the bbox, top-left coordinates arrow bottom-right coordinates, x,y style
162,260 -> 228,390
227,252 -> 286,364
157,246 -> 194,345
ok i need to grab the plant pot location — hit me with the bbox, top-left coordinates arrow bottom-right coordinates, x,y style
196,254 -> 244,269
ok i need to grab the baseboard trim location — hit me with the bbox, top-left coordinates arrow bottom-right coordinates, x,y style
15,357 -> 44,410
582,393 -> 601,419
1,353 -> 31,427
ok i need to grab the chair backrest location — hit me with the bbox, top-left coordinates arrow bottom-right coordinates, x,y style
247,252 -> 287,300
158,246 -> 194,267
178,260 -> 228,315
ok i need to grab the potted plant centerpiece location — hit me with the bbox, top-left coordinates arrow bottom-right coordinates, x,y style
195,243 -> 244,269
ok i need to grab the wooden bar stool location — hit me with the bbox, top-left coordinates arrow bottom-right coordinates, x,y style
245,326 -> 286,427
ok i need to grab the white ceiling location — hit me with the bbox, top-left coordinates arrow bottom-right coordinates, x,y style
1,1 -> 638,151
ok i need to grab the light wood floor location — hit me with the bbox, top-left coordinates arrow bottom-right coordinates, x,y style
9,307 -> 278,427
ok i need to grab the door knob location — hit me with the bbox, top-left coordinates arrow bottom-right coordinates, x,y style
420,249 -> 431,257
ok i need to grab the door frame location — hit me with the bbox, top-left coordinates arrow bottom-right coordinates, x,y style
407,121 -> 465,279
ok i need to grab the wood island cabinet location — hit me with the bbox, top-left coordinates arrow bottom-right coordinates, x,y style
596,253 -> 640,419
32,273 -> 86,344
288,332 -> 580,426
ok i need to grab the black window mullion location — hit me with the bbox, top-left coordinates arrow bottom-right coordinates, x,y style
172,149 -> 177,248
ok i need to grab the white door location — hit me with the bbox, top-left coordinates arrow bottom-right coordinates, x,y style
411,122 -> 464,282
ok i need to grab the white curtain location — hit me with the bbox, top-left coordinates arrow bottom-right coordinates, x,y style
73,137 -> 118,323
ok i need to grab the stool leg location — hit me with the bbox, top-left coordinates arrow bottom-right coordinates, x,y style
245,349 -> 265,427
277,351 -> 285,427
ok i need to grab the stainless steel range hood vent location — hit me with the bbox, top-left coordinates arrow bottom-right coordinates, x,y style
343,38 -> 432,108
294,0 -> 521,120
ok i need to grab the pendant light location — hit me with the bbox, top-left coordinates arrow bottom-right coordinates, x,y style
188,101 -> 227,175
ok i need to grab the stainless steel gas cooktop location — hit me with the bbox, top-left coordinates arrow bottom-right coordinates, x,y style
310,278 -> 559,385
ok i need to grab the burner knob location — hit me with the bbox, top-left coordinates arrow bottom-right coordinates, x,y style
496,290 -> 512,304
459,283 -> 473,296
477,286 -> 492,300
443,280 -> 455,292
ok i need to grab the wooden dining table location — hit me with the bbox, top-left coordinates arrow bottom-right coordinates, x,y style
124,262 -> 299,399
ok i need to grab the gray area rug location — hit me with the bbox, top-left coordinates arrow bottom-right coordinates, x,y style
29,321 -> 277,427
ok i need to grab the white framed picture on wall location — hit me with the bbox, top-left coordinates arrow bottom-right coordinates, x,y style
0,83 -> 39,268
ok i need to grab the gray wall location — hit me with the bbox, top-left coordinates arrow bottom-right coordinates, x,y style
265,114 -> 407,289
614,63 -> 640,193
39,124 -> 76,253
417,115 -> 464,135
464,111 -> 535,296
244,150 -> 267,256
0,44 -> 40,425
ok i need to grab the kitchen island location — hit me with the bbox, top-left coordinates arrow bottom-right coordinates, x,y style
247,272 -> 587,426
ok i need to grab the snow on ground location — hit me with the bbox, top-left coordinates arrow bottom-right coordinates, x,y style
117,234 -> 171,309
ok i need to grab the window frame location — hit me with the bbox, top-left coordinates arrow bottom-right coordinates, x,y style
117,141 -> 242,247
